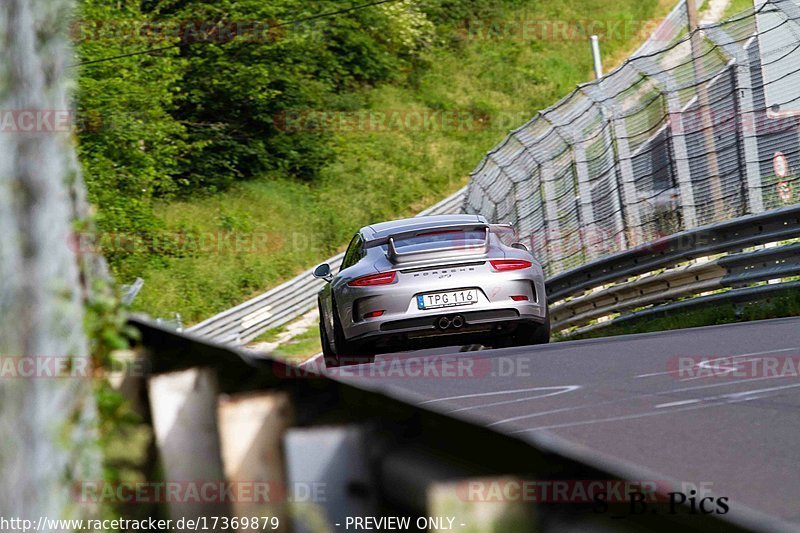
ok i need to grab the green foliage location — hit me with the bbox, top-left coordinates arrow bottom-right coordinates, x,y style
76,0 -> 189,274
77,0 -> 674,321
143,0 -> 444,191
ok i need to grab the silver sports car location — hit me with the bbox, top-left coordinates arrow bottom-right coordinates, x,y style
313,214 -> 549,367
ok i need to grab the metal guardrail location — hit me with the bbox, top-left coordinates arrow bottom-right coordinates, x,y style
549,205 -> 800,332
546,204 -> 800,302
132,317 -> 769,533
187,187 -> 467,345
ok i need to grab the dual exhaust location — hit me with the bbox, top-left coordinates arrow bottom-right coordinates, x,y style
437,315 -> 465,331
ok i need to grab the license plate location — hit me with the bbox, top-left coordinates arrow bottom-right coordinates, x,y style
417,289 -> 479,310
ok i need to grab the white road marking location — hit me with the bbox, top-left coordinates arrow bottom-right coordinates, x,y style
679,357 -> 760,382
418,385 -> 580,405
512,400 -> 726,433
512,383 -> 800,433
655,399 -> 701,409
633,347 -> 799,379
444,387 -> 582,413
488,374 -> 798,427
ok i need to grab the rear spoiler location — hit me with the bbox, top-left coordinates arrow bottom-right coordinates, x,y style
373,224 -> 491,264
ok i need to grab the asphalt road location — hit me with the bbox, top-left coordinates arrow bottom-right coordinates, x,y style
327,317 -> 800,530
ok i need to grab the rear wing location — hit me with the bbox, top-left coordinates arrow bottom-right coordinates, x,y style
365,224 -> 491,264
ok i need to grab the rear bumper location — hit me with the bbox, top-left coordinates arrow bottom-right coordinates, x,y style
346,308 -> 547,352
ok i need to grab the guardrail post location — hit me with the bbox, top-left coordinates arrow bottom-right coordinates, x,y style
704,25 -> 765,214
217,392 -> 295,531
283,425 -> 378,533
148,368 -> 230,522
427,478 -> 538,532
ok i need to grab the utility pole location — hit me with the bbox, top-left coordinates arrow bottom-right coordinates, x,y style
590,35 -> 603,79
687,0 -> 725,220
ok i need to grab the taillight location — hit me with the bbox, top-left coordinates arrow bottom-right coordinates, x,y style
348,271 -> 397,287
490,259 -> 532,272
363,310 -> 385,319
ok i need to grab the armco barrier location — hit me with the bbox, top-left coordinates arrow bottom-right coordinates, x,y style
131,317 -> 769,533
548,205 -> 800,332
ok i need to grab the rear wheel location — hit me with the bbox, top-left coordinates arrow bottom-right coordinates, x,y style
320,315 -> 339,368
513,306 -> 551,346
513,320 -> 550,345
329,303 -> 375,367
319,299 -> 339,368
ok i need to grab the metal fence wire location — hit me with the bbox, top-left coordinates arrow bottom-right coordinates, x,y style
463,0 -> 800,278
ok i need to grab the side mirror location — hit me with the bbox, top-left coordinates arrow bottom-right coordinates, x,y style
511,242 -> 530,252
313,263 -> 333,282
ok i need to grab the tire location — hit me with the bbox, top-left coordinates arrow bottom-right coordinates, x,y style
320,314 -> 339,369
330,302 -> 375,367
513,321 -> 550,345
513,309 -> 551,346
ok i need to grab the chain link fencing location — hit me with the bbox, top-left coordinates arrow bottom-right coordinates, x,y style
464,0 -> 800,279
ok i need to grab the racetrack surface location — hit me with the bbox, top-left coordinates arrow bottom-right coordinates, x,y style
328,317 -> 800,529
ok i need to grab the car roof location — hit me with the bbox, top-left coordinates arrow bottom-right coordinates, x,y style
363,214 -> 488,240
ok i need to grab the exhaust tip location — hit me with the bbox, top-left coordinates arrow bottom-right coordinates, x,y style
452,315 -> 465,329
437,316 -> 451,330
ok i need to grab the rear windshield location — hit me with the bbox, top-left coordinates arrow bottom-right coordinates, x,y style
391,229 -> 487,253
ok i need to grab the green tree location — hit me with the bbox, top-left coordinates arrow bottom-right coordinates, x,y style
75,0 -> 189,270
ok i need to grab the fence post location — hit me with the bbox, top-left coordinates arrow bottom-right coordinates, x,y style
687,0 -> 725,220
705,25 -> 764,214
544,111 -> 596,259
633,57 -> 698,229
609,105 -> 645,244
581,84 -> 629,251
540,157 -> 562,273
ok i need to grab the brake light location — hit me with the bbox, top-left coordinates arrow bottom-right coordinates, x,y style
490,260 -> 532,272
348,271 -> 396,287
